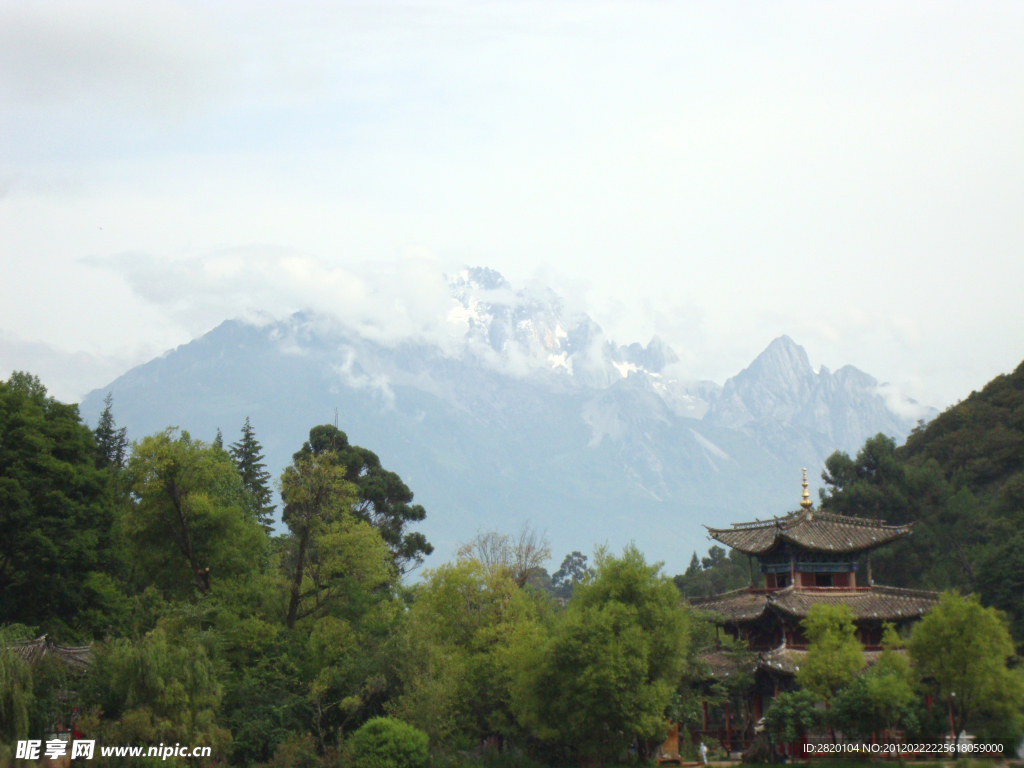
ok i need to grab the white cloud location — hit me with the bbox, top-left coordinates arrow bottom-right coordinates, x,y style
85,248 -> 463,348
332,346 -> 395,408
1,1 -> 1023,409
874,382 -> 935,423
0,1 -> 228,112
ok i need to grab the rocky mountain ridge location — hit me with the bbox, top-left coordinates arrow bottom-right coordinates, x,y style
79,269 -> 934,572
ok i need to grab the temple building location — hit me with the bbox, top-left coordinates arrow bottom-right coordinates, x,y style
688,470 -> 939,754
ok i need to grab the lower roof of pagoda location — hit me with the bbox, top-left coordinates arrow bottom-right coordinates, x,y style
689,584 -> 939,624
697,645 -> 902,680
9,635 -> 92,672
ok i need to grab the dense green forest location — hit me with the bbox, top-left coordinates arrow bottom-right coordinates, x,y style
1,366 -> 1023,767
819,360 -> 1024,647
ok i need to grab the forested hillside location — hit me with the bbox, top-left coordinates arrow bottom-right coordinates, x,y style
820,360 -> 1024,645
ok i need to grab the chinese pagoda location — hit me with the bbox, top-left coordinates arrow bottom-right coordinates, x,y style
688,470 -> 939,753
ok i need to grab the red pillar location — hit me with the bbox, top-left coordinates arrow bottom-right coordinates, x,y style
725,701 -> 732,753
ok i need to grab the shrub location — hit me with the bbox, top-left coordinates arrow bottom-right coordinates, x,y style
266,733 -> 321,768
348,717 -> 429,768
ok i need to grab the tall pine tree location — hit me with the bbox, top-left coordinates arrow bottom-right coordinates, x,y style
229,417 -> 276,531
94,392 -> 129,470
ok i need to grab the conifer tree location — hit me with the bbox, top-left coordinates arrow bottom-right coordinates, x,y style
686,551 -> 701,576
94,392 -> 129,470
213,428 -> 224,451
230,417 -> 276,531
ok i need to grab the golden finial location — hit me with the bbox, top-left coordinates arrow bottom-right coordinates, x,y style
800,468 -> 813,511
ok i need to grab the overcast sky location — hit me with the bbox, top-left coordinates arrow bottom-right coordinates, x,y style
1,0 -> 1022,406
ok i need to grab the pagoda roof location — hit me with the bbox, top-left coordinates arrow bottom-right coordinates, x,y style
695,648 -> 758,679
8,635 -> 92,672
705,508 -> 910,555
690,587 -> 772,622
696,645 -> 902,680
757,646 -> 900,677
690,584 -> 939,624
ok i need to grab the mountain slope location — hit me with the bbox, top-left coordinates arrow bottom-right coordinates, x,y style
79,271 -> 930,572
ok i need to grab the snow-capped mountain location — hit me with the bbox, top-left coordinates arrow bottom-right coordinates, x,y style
79,268 -> 934,572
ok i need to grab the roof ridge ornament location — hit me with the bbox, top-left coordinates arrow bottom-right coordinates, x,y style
800,468 -> 813,515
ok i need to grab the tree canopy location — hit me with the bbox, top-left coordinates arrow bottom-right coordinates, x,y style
292,425 -> 432,573
908,591 -> 1024,742
509,545 -> 692,761
122,429 -> 269,598
820,359 -> 1024,648
0,373 -> 112,638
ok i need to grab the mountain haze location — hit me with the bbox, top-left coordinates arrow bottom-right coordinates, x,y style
80,268 -> 933,571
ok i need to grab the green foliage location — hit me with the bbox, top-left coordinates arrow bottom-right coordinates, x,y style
229,416 -> 276,531
426,748 -> 545,768
509,544 -> 691,760
550,551 -> 591,599
0,372 -> 113,639
219,651 -> 309,765
83,627 -> 230,760
761,690 -> 821,743
94,393 -> 129,471
389,560 -> 538,747
264,733 -> 321,768
1,378 -> 424,764
821,361 -> 1024,649
0,626 -> 34,743
293,425 -> 433,573
347,717 -> 429,768
901,361 -> 1024,489
673,545 -> 760,598
908,591 -> 1024,742
279,448 -> 362,628
831,626 -> 919,740
976,530 -> 1024,646
9,362 -> 1024,764
797,604 -> 864,703
122,429 -> 269,598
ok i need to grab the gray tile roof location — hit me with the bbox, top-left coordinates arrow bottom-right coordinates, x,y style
758,646 -> 901,677
698,645 -> 907,679
706,509 -> 910,555
689,584 -> 938,623
9,635 -> 92,672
